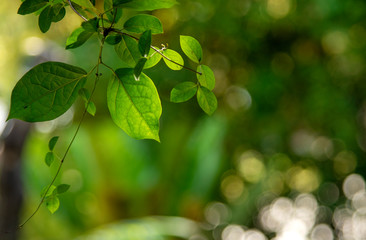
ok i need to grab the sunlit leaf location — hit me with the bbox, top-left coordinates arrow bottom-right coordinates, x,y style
38,6 -> 54,33
139,30 -> 152,57
180,35 -> 203,63
197,86 -> 217,115
8,62 -> 87,122
56,184 -> 70,194
162,49 -> 184,70
71,0 -> 95,9
124,14 -> 163,34
144,48 -> 162,69
48,136 -> 59,151
66,27 -> 94,49
197,65 -> 215,90
134,57 -> 147,81
18,0 -> 48,15
107,68 -> 162,141
122,0 -> 177,11
115,35 -> 141,67
45,152 -> 55,167
40,185 -> 56,198
45,196 -> 60,214
170,82 -> 198,103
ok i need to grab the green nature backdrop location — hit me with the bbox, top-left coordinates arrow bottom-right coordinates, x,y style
1,0 -> 366,239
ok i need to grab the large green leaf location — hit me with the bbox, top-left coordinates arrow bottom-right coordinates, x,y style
66,27 -> 94,49
122,0 -> 177,11
18,0 -> 48,15
170,82 -> 198,103
162,49 -> 184,70
38,6 -> 54,33
115,35 -> 141,67
197,65 -> 215,90
107,68 -> 162,141
124,14 -> 163,34
8,62 -> 87,122
197,86 -> 217,115
180,35 -> 203,63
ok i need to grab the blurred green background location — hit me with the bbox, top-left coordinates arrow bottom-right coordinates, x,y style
1,0 -> 366,239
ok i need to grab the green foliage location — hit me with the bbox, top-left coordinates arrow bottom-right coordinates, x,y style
48,136 -> 59,151
197,65 -> 215,90
124,14 -> 163,34
115,35 -> 141,67
45,152 -> 55,167
17,0 -> 48,15
56,184 -> 70,194
45,196 -> 60,214
163,49 -> 184,70
170,82 -> 198,103
134,57 -> 147,80
197,87 -> 217,115
122,0 -> 177,11
180,35 -> 203,63
71,0 -> 95,9
107,69 -> 162,141
138,30 -> 152,57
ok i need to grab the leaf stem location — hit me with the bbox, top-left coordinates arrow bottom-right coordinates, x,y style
68,0 -> 88,21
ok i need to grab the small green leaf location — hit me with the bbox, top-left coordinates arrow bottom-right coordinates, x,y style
138,30 -> 152,57
38,6 -> 54,33
122,0 -> 177,11
105,35 -> 122,45
78,88 -> 96,116
180,35 -> 203,63
170,82 -> 198,103
45,196 -> 60,214
81,17 -> 99,32
107,68 -> 162,141
144,48 -> 162,69
197,65 -> 215,90
41,185 -> 57,198
8,62 -> 87,122
162,49 -> 184,70
113,0 -> 133,7
86,102 -> 96,116
52,7 -> 65,23
45,152 -> 55,167
48,136 -> 59,151
56,184 -> 70,194
71,0 -> 95,9
78,88 -> 90,102
124,14 -> 163,34
134,57 -> 147,81
66,27 -> 94,49
105,0 -> 123,22
197,86 -> 217,115
115,35 -> 141,67
18,0 -> 48,15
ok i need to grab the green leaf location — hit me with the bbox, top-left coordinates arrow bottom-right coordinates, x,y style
18,0 -> 48,15
197,65 -> 215,90
122,0 -> 177,11
124,14 -> 163,34
8,62 -> 87,122
41,185 -> 57,198
71,0 -> 95,9
78,88 -> 96,116
45,196 -> 60,214
113,0 -> 133,7
162,49 -> 184,70
197,87 -> 217,115
39,6 -> 54,33
105,0 -> 123,22
170,82 -> 198,103
105,35 -> 122,45
56,184 -> 70,194
115,35 -> 141,67
134,57 -> 147,81
144,48 -> 162,69
45,152 -> 55,167
180,35 -> 203,63
138,30 -> 152,57
66,27 -> 94,49
51,6 -> 65,23
48,136 -> 59,151
86,102 -> 96,116
107,68 -> 162,141
81,17 -> 99,32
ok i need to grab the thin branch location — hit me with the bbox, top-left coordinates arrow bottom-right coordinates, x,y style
68,0 -> 88,21
112,30 -> 202,75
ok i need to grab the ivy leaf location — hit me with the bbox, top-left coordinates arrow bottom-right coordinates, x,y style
180,35 -> 203,64
7,62 -> 87,122
134,57 -> 147,81
162,49 -> 184,70
124,14 -> 163,34
107,68 -> 162,141
170,82 -> 198,103
197,86 -> 217,115
45,196 -> 60,214
48,136 -> 59,151
122,0 -> 177,11
39,6 -> 54,33
66,27 -> 94,49
56,184 -> 70,194
105,35 -> 122,45
197,65 -> 215,90
113,0 -> 133,7
115,35 -> 141,67
18,0 -> 48,15
71,0 -> 95,9
138,30 -> 152,57
45,152 -> 55,167
40,185 -> 57,198
144,48 -> 162,69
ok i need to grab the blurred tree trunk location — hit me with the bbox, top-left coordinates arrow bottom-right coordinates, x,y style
0,120 -> 30,240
